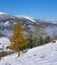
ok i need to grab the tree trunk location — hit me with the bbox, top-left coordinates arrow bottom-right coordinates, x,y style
18,50 -> 20,57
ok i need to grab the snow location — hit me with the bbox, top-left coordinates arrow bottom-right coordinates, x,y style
16,15 -> 36,22
5,21 -> 10,26
0,37 -> 10,44
0,37 -> 10,51
0,12 -> 7,15
0,40 -> 57,65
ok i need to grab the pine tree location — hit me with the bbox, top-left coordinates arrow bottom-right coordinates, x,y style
28,31 -> 34,48
38,36 -> 43,45
8,22 -> 28,56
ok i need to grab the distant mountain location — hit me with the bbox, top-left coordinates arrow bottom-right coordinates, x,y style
0,12 -> 7,15
0,12 -> 57,38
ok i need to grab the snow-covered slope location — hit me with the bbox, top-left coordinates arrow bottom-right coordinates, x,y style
0,41 -> 57,65
0,37 -> 10,51
0,12 -> 7,15
17,15 -> 36,22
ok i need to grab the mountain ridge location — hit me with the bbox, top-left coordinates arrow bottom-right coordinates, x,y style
0,12 -> 57,38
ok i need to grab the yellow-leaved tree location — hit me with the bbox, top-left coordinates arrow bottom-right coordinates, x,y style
8,22 -> 28,56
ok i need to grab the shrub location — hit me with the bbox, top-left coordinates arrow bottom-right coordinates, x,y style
0,51 -> 13,57
44,36 -> 51,44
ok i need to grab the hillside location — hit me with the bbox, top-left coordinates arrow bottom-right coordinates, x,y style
0,40 -> 57,65
0,12 -> 57,38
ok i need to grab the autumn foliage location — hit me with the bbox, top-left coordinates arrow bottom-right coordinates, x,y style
8,22 -> 28,52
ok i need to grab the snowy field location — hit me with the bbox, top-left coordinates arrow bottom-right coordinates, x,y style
0,37 -> 57,65
0,37 -> 10,51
